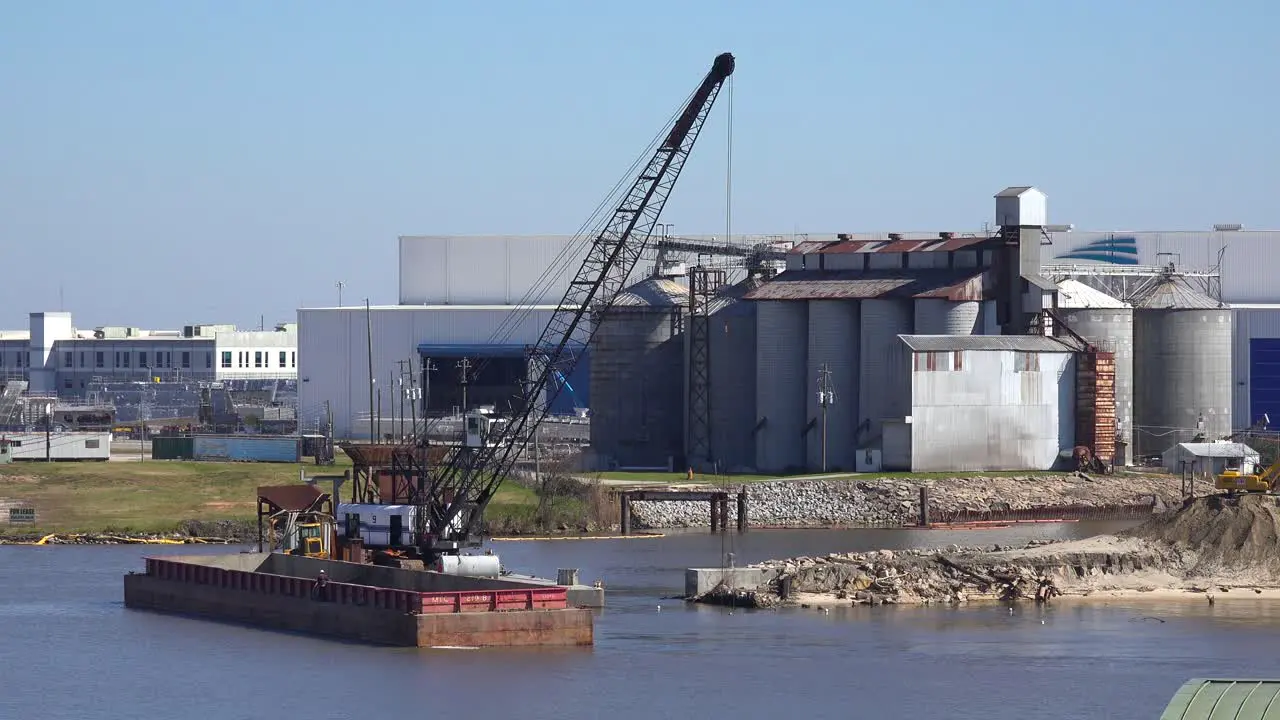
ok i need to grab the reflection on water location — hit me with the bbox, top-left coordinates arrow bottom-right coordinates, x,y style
2,521 -> 1278,720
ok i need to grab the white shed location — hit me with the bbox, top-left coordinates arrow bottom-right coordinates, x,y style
1162,442 -> 1260,476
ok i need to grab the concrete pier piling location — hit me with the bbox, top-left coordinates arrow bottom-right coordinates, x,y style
620,489 -> 749,535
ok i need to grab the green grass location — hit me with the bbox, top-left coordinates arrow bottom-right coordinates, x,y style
0,458 -> 540,535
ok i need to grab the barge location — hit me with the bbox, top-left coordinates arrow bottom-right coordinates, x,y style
124,552 -> 595,647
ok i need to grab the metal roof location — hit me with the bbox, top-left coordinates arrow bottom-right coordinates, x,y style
1160,678 -> 1280,719
790,235 -> 993,256
1056,279 -> 1128,309
1131,278 -> 1225,310
995,186 -> 1037,197
1166,443 -> 1260,459
898,335 -> 1083,353
612,277 -> 688,308
742,270 -> 987,302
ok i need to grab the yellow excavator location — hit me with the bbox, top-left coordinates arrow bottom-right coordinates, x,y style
1215,456 -> 1280,493
291,522 -> 330,559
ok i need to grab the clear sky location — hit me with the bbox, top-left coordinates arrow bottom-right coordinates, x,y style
2,0 -> 1275,331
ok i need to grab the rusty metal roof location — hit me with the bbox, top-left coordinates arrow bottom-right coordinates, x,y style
258,484 -> 325,512
790,235 -> 995,255
900,335 -> 1083,353
742,270 -> 988,302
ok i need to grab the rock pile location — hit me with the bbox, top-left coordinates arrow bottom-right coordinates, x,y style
631,473 -> 1180,529
695,493 -> 1280,607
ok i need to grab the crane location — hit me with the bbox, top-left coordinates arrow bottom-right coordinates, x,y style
387,52 -> 737,562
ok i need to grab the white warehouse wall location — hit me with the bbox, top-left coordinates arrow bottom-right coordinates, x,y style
297,305 -> 559,440
909,349 -> 1076,472
399,236 -> 590,305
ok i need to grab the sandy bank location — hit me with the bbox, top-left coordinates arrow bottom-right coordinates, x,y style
692,493 -> 1280,608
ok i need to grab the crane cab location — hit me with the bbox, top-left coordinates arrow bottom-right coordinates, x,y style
464,409 -> 506,448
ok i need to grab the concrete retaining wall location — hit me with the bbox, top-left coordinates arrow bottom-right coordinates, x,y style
685,567 -> 782,598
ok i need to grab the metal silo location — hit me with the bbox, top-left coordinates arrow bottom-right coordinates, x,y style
1131,277 -> 1233,459
589,277 -> 688,469
1055,279 -> 1135,465
755,300 -> 807,472
859,298 -> 912,447
805,300 -> 860,472
913,299 -> 979,335
707,278 -> 759,473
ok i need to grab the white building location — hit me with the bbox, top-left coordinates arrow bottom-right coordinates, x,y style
889,335 -> 1079,472
0,312 -> 298,396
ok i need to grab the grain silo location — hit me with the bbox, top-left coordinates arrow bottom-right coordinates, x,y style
913,298 -> 980,335
805,300 -> 860,471
1054,279 -> 1135,465
858,298 -> 913,447
1131,277 -> 1232,459
755,300 -> 807,472
706,278 -> 760,473
588,277 -> 688,469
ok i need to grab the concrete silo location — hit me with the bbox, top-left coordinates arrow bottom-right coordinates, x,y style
805,300 -> 860,472
589,277 -> 688,469
913,299 -> 980,335
706,278 -> 760,473
755,300 -> 807,472
1131,277 -> 1232,459
1054,279 -> 1135,465
858,298 -> 913,448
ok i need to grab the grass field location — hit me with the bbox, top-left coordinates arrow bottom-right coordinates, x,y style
0,459 -> 542,535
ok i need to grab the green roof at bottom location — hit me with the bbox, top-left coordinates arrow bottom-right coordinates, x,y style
1162,679 -> 1280,719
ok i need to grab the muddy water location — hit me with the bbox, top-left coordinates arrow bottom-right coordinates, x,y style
4,522 -> 1280,719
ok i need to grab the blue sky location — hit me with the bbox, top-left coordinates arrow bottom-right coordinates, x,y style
1,0 -> 1275,330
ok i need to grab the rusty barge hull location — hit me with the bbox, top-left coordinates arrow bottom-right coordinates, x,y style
123,553 -> 593,648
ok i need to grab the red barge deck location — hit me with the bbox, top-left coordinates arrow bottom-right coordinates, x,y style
123,553 -> 594,648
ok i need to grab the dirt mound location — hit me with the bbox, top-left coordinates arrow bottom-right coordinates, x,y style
1122,494 -> 1280,579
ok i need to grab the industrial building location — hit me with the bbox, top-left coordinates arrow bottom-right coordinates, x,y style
298,233 -> 770,440
0,313 -> 298,429
586,186 -> 1265,474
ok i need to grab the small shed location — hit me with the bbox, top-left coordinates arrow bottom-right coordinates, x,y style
1161,678 -> 1280,719
1162,442 -> 1260,476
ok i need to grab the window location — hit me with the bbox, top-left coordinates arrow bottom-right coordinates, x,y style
914,351 -> 965,372
291,351 -> 296,368
118,352 -> 130,368
254,351 -> 263,368
279,351 -> 287,368
79,351 -> 85,367
95,352 -> 105,368
221,351 -> 232,369
953,351 -> 964,371
138,351 -> 149,368
1014,352 -> 1040,373
181,351 -> 191,369
205,352 -> 212,369
64,379 -> 73,390
63,351 -> 73,368
157,351 -> 169,368
85,439 -> 100,449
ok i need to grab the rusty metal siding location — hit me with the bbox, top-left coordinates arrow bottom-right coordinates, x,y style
1076,352 -> 1117,463
754,301 -> 807,472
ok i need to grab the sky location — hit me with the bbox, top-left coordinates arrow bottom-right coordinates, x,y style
2,0 -> 1276,331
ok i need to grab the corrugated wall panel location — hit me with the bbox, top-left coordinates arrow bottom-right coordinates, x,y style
192,435 -> 301,463
589,309 -> 683,469
709,303 -> 757,472
805,300 -> 859,471
1233,308 -> 1280,428
913,300 -> 979,336
859,299 -> 912,448
1058,308 -> 1134,464
909,350 -> 1071,472
755,301 -> 807,472
1134,309 -> 1233,457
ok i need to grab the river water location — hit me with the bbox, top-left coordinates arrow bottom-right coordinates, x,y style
4,522 -> 1280,719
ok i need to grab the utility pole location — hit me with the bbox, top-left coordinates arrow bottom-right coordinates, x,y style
456,357 -> 471,412
816,363 -> 835,473
396,359 -> 409,440
335,281 -> 345,308
44,405 -> 51,463
365,299 -> 375,443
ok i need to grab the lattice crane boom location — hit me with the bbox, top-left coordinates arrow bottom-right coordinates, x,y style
405,52 -> 736,558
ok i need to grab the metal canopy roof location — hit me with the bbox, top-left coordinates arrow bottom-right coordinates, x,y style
742,270 -> 986,302
1168,443 -> 1260,459
898,335 -> 1083,353
1161,679 -> 1280,719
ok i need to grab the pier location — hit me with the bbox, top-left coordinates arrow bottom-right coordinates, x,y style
619,488 -> 748,535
